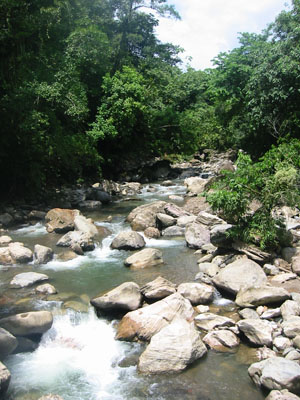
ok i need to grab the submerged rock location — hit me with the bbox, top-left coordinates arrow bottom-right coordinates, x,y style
195,313 -> 236,332
116,293 -> 194,341
138,319 -> 207,373
0,311 -> 53,336
91,282 -> 142,313
124,248 -> 163,269
248,357 -> 300,393
0,328 -> 17,359
111,231 -> 146,251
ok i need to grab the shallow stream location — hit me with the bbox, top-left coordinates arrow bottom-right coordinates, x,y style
1,181 -> 265,400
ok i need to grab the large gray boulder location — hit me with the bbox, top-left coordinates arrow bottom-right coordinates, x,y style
164,203 -> 190,218
177,282 -> 214,305
156,213 -> 176,229
45,208 -> 80,233
237,319 -> 276,347
124,248 -> 163,269
0,362 -> 11,396
126,201 -> 167,231
0,328 -> 17,359
74,215 -> 98,238
8,242 -> 33,264
110,231 -> 145,251
56,231 -> 95,252
203,329 -> 240,352
138,319 -> 207,373
10,272 -> 49,288
0,311 -> 53,336
116,293 -> 194,341
141,276 -> 176,300
185,223 -> 211,249
91,282 -> 142,313
248,357 -> 300,393
213,258 -> 267,295
195,313 -> 236,332
34,244 -> 54,264
235,286 -> 291,308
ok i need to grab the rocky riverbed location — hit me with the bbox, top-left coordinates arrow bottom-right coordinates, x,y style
1,153 -> 300,400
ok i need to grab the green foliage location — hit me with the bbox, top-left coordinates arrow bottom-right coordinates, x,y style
205,140 -> 300,249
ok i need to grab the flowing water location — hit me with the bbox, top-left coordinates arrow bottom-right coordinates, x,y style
1,181 -> 264,400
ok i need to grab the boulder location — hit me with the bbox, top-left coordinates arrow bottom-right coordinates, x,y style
213,258 -> 267,295
78,200 -> 102,210
91,282 -> 142,313
93,189 -> 112,204
237,319 -> 276,347
183,196 -> 211,215
28,210 -> 46,220
177,282 -> 214,305
110,231 -> 145,251
74,215 -> 98,238
8,242 -> 33,263
138,319 -> 207,373
35,284 -> 57,295
45,208 -> 80,233
239,308 -> 260,320
141,276 -> 176,300
162,226 -> 185,236
14,336 -> 38,353
248,357 -> 300,393
116,293 -> 194,341
177,215 -> 197,227
0,311 -> 53,336
124,248 -> 163,269
0,362 -> 10,396
195,313 -> 236,332
56,231 -> 95,252
198,262 -> 220,278
0,247 -> 13,265
164,203 -> 190,218
34,244 -> 54,264
203,329 -> 240,352
266,389 -> 300,400
232,241 -> 272,263
0,236 -> 12,246
10,272 -> 49,288
273,336 -> 293,352
282,248 -> 300,264
282,317 -> 300,338
126,201 -> 167,231
281,301 -> 300,320
156,213 -> 176,229
144,227 -> 160,239
196,211 -> 225,227
210,224 -> 233,248
184,177 -> 208,195
235,286 -> 291,308
0,328 -> 17,359
0,213 -> 13,227
185,223 -> 211,249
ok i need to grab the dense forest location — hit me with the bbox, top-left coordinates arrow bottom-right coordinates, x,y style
1,0 -> 300,200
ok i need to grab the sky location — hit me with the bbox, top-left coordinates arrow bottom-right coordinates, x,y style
156,0 -> 292,70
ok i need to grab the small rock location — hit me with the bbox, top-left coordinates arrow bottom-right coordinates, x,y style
239,308 -> 260,320
162,226 -> 185,236
0,236 -> 12,246
281,301 -> 300,320
110,231 -> 145,251
203,329 -> 240,352
35,284 -> 57,295
237,319 -> 276,347
195,313 -> 236,332
141,276 -> 176,300
273,336 -> 293,352
144,227 -> 160,239
0,362 -> 11,396
34,244 -> 54,264
10,272 -> 49,288
177,282 -> 214,305
124,248 -> 163,269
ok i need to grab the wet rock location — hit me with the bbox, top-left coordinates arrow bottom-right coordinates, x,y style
57,231 -> 95,252
38,395 -> 64,400
185,223 -> 210,249
8,242 -> 33,263
93,189 -> 112,204
248,357 -> 300,393
57,250 -> 78,261
0,213 -> 13,227
177,282 -> 214,305
156,213 -> 176,229
144,227 -> 160,239
184,177 -> 208,195
198,262 -> 220,278
0,236 -> 12,246
78,200 -> 102,210
164,203 -> 190,218
194,313 -> 236,332
10,272 -> 49,288
34,244 -> 54,264
110,231 -> 145,251
45,208 -> 80,233
282,317 -> 300,338
35,283 -> 57,295
237,319 -> 276,347
0,247 -> 13,265
213,258 -> 267,295
238,308 -> 260,320
210,224 -> 233,248
161,180 -> 173,187
0,362 -> 11,396
162,226 -> 185,236
196,211 -> 225,227
235,286 -> 291,308
177,215 -> 197,227
138,319 -> 207,373
124,248 -> 163,269
126,201 -> 167,231
0,328 -> 17,359
91,282 -> 142,313
116,293 -> 194,341
141,276 -> 176,300
14,336 -> 38,353
0,311 -> 53,336
266,389 -> 300,400
63,301 -> 89,313
203,329 -> 240,352
281,301 -> 300,320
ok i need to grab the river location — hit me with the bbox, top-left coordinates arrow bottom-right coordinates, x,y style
1,181 -> 264,400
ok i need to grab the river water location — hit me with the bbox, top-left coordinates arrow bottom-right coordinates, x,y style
2,182 -> 265,400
